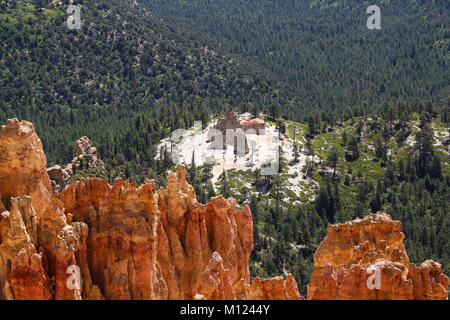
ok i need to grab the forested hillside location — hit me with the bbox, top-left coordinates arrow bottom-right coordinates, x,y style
141,0 -> 450,113
0,0 -> 448,297
0,0 -> 294,170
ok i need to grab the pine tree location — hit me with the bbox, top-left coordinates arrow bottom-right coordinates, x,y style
346,136 -> 360,161
292,127 -> 299,164
277,130 -> 285,174
196,183 -> 207,204
207,181 -> 216,199
334,184 -> 341,212
341,130 -> 347,146
326,147 -> 339,179
308,115 -> 316,136
249,195 -> 259,223
398,158 -> 406,181
252,104 -> 258,119
188,149 -> 197,183
376,135 -> 386,160
430,154 -> 442,179
305,138 -> 314,156
269,103 -> 279,121
370,183 -> 383,213
218,169 -> 230,198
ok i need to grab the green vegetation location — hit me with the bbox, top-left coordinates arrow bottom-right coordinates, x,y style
189,103 -> 449,295
0,0 -> 294,181
140,0 -> 450,115
0,0 -> 448,297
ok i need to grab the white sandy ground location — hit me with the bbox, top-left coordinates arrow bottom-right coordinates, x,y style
280,130 -> 319,203
432,124 -> 450,156
157,117 -> 447,201
157,114 -> 323,200
405,124 -> 449,156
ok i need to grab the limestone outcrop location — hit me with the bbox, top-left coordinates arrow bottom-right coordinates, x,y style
211,110 -> 257,154
47,136 -> 105,192
307,213 -> 449,300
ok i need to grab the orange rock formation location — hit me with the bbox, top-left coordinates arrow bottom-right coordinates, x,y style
211,110 -> 266,154
0,119 -> 299,300
307,213 -> 449,300
0,119 -> 52,218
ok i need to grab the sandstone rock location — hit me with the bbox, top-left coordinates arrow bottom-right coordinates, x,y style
0,197 -> 6,214
239,117 -> 265,134
47,165 -> 69,192
307,213 -> 449,300
247,274 -> 302,300
9,197 -> 38,245
0,196 -> 45,299
38,198 -> 84,300
0,119 -> 301,301
76,137 -> 95,157
205,196 -> 253,285
156,165 -> 253,299
0,119 -> 52,217
197,251 -> 236,300
10,118 -> 447,301
212,110 -> 250,154
9,249 -> 52,300
57,177 -> 161,300
408,260 -> 449,300
216,110 -> 244,134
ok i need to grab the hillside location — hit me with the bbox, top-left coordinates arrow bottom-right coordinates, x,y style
140,0 -> 450,113
0,0 -> 448,299
0,0 -> 295,167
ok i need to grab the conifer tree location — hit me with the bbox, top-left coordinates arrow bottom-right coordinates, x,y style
292,127 -> 299,164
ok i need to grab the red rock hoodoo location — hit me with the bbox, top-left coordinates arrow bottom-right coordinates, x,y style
211,110 -> 265,154
307,213 -> 449,300
0,119 -> 52,218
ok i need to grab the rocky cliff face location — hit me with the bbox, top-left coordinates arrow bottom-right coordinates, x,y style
307,213 -> 449,300
0,119 -> 299,300
0,119 -> 52,218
